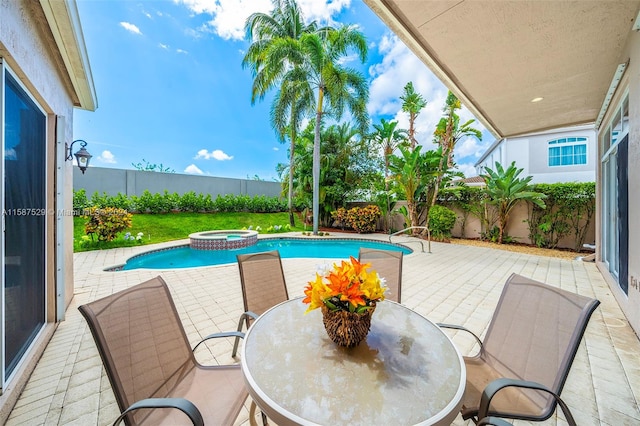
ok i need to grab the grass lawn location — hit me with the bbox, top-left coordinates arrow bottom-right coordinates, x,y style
74,212 -> 304,252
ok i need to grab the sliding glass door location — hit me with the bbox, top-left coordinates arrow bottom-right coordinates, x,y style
2,68 -> 47,382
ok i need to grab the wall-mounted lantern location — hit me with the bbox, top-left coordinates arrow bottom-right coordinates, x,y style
66,139 -> 92,174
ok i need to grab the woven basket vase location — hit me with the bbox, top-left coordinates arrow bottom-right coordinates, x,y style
321,303 -> 376,348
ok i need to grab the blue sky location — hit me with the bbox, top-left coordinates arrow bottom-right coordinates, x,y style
73,0 -> 494,181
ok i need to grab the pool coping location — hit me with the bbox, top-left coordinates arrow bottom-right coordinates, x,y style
103,234 -> 416,272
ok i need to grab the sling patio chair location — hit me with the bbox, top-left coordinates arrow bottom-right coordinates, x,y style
232,250 -> 289,357
79,276 -> 249,426
438,273 -> 600,425
358,248 -> 403,303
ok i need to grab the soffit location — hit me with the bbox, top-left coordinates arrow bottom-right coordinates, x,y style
365,0 -> 640,138
39,0 -> 97,111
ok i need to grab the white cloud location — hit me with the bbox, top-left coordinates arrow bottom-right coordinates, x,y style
455,136 -> 485,160
159,43 -> 169,49
98,150 -> 116,164
273,147 -> 279,151
184,164 -> 204,174
195,149 -> 234,161
120,22 -> 142,35
175,0 -> 351,40
455,162 -> 479,178
177,0 -> 271,40
368,33 -> 491,159
296,0 -> 351,25
176,48 -> 189,54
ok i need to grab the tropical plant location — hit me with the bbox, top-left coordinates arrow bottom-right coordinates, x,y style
370,118 -> 407,231
289,121 -> 376,226
481,161 -> 547,244
388,145 -> 446,234
429,91 -> 481,220
83,207 -> 132,242
400,81 -> 427,149
243,0 -> 317,227
295,25 -> 370,234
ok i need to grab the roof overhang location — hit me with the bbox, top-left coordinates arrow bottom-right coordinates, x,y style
39,0 -> 97,111
364,0 -> 640,139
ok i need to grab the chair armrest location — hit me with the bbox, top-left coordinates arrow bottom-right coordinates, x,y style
113,397 -> 204,426
437,323 -> 484,348
477,417 -> 513,426
478,378 -> 576,426
232,311 -> 259,357
192,331 -> 245,353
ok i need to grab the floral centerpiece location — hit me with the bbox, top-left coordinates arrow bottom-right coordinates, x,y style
303,256 -> 386,347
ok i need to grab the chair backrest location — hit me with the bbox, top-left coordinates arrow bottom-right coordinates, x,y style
358,248 -> 403,303
481,273 -> 600,418
237,250 -> 289,318
79,276 -> 196,425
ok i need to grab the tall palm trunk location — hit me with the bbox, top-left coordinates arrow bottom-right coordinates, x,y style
312,87 -> 325,235
288,123 -> 296,227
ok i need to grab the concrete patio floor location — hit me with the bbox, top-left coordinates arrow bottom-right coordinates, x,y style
6,233 -> 640,425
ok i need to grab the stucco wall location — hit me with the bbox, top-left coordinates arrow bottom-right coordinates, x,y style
477,126 -> 596,183
0,0 -> 79,418
1,0 -> 77,312
74,166 -> 283,198
449,202 -> 595,251
528,127 -> 596,181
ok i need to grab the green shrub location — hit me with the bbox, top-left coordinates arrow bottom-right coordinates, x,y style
428,205 -> 457,240
83,207 -> 132,241
73,189 -> 89,211
331,207 -> 348,229
343,205 -> 381,233
73,189 -> 286,214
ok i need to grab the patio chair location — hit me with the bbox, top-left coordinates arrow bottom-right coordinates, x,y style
438,273 -> 600,425
78,276 -> 248,426
358,248 -> 403,303
232,250 -> 289,357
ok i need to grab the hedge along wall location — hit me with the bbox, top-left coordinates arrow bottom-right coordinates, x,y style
73,166 -> 282,198
448,202 -> 595,248
347,182 -> 596,251
444,182 -> 596,251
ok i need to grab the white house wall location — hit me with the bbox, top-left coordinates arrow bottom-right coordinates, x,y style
477,127 -> 596,183
0,0 -> 77,419
527,127 -> 596,182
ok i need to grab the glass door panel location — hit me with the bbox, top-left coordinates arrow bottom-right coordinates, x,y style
3,72 -> 46,379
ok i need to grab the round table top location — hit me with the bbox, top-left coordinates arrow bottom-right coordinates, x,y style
241,297 -> 465,425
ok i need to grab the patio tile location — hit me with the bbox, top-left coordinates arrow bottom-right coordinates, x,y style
6,235 -> 640,425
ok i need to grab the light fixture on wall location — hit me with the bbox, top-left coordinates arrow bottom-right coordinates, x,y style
66,139 -> 92,174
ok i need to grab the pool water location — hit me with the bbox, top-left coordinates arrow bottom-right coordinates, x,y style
119,238 -> 412,270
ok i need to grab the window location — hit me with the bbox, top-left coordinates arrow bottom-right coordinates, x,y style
548,137 -> 588,166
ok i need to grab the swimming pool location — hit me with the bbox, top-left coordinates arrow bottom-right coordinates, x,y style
115,237 -> 412,270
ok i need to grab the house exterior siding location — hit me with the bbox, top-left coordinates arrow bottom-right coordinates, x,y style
0,0 -> 94,420
476,125 -> 596,183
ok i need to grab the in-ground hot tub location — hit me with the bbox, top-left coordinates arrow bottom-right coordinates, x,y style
189,230 -> 258,250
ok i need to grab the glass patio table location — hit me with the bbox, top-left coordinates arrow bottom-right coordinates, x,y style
241,297 -> 465,425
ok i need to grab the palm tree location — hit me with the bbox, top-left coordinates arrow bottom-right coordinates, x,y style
294,25 -> 370,234
242,0 -> 316,227
400,82 -> 427,150
481,161 -> 547,244
429,91 -> 482,214
434,91 -> 482,168
371,118 -> 407,231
